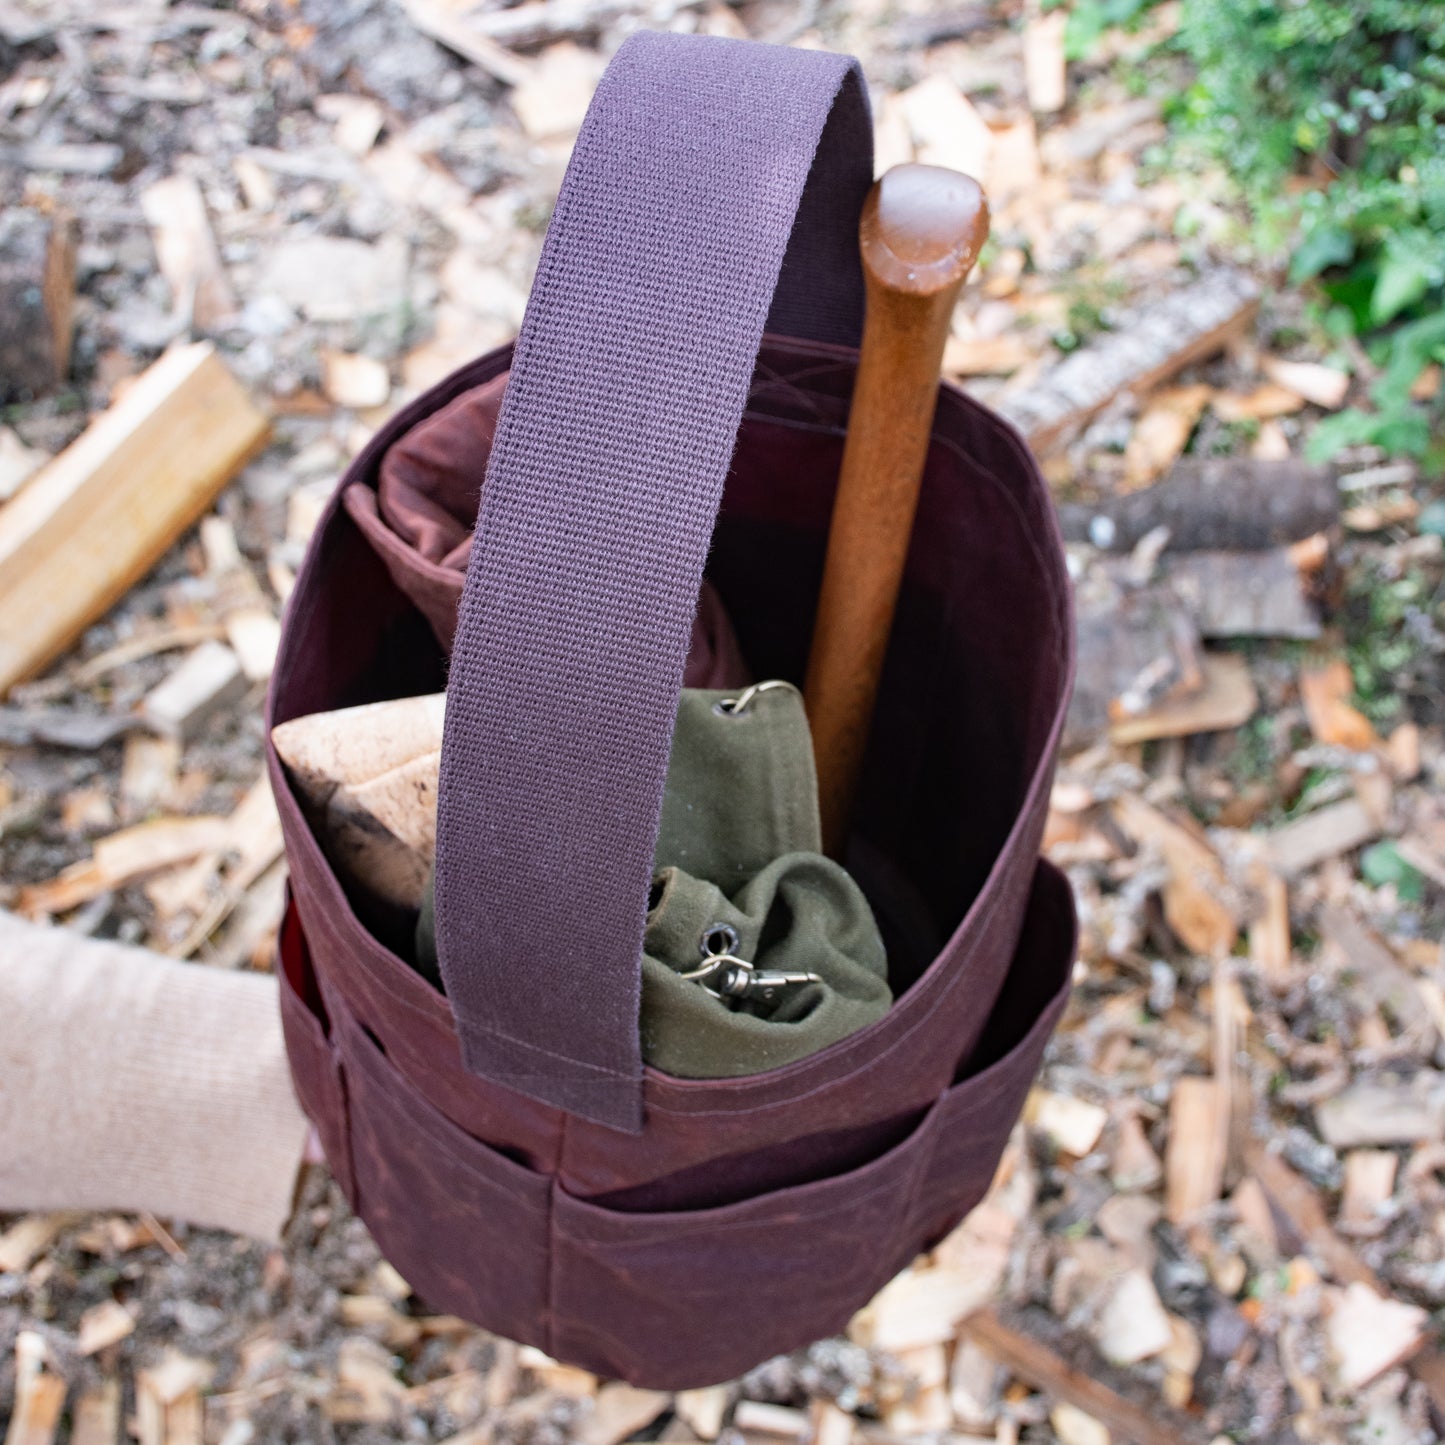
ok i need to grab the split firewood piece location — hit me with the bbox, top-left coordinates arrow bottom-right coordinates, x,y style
6,1331 -> 67,1445
999,268 -> 1261,454
272,692 -> 445,908
141,174 -> 237,330
136,1353 -> 212,1445
959,1305 -> 1211,1445
16,815 -> 230,917
0,207 -> 76,403
0,342 -> 270,695
1111,795 -> 1239,957
1057,456 -> 1339,554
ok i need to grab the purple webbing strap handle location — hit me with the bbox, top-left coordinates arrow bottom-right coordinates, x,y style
434,32 -> 873,1132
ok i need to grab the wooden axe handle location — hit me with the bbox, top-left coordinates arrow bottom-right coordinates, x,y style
804,164 -> 989,856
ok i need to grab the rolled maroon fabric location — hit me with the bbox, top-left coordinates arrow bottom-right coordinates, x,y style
342,372 -> 749,686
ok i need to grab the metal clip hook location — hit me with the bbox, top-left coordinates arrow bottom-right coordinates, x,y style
679,922 -> 822,1002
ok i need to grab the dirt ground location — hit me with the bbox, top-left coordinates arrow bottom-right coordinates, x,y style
1,0 -> 1443,1442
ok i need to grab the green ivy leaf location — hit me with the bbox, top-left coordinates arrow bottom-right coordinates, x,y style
1372,243 -> 1436,324
1359,841 -> 1424,902
1289,224 -> 1355,283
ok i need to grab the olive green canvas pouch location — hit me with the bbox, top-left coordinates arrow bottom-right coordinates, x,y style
417,682 -> 891,1076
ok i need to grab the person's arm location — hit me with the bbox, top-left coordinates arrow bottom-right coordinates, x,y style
0,911 -> 309,1243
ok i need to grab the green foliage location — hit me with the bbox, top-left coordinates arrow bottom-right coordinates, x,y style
1064,0 -> 1155,62
1360,840 -> 1425,900
1166,0 -> 1445,465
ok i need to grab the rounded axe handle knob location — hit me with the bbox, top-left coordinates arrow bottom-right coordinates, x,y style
803,164 -> 989,857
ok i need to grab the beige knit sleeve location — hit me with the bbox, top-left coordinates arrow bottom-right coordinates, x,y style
0,911 -> 309,1244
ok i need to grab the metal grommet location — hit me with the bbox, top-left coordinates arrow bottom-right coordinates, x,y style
700,922 -> 740,958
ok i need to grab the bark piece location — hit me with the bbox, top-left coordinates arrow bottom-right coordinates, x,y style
999,269 -> 1260,453
0,208 -> 76,402
1162,549 -> 1321,640
140,174 -> 236,330
1057,457 -> 1338,553
142,642 -> 247,740
0,343 -> 269,695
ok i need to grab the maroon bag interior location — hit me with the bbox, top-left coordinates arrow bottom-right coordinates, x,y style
268,31 -> 1075,1389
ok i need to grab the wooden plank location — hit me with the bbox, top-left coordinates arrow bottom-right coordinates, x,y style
0,341 -> 269,694
999,269 -> 1260,454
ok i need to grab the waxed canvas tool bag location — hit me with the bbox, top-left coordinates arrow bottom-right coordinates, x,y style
268,31 -> 1077,1389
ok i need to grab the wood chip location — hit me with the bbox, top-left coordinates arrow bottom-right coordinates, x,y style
1267,797 -> 1381,878
1261,356 -> 1350,410
1341,1151 -> 1398,1226
850,1264 -> 988,1351
1316,1076 -> 1445,1149
510,42 -> 603,140
321,349 -> 391,409
1113,794 -> 1239,957
1031,1091 -> 1109,1156
733,1402 -> 807,1438
1300,659 -> 1379,751
1108,651 -> 1257,748
0,1214 -> 71,1274
140,174 -> 236,330
6,1331 -> 66,1445
1165,1077 -> 1226,1223
1051,1402 -> 1111,1445
1328,1282 -> 1428,1391
1210,382 -> 1306,422
142,641 -> 247,740
0,342 -> 269,695
808,1401 -> 854,1445
69,1379 -> 121,1445
948,1338 -> 1001,1432
1093,1269 -> 1174,1367
897,75 -> 992,180
675,1387 -> 731,1441
574,1384 -> 670,1445
1123,384 -> 1212,489
77,1299 -> 136,1356
1023,9 -> 1067,113
882,1344 -> 950,1435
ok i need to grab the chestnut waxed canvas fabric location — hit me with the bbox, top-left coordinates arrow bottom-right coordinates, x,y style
269,31 -> 1076,1389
